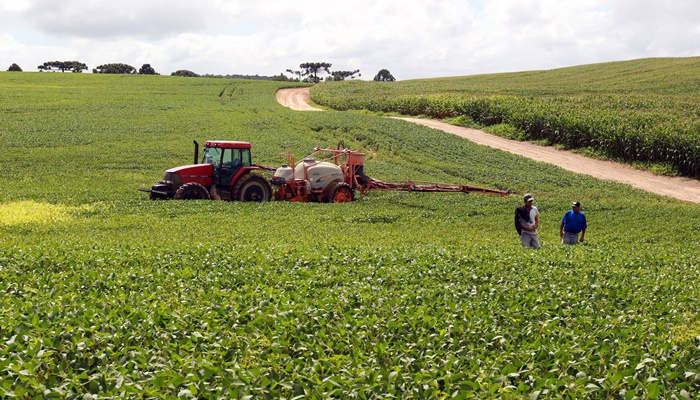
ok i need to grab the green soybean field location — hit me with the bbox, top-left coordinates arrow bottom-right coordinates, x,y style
0,69 -> 699,399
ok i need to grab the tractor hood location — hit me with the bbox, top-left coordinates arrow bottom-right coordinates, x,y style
166,164 -> 213,186
166,164 -> 213,177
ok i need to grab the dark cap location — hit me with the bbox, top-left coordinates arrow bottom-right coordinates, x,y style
523,193 -> 534,202
572,201 -> 581,207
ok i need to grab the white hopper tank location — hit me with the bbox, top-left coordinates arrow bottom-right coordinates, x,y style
296,158 -> 344,191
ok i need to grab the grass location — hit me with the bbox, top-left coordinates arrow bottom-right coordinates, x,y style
0,70 -> 699,398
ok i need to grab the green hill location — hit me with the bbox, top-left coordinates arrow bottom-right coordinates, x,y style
0,71 -> 698,398
399,57 -> 700,96
312,57 -> 700,177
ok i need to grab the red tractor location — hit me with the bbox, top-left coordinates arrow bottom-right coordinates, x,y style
140,140 -> 274,201
140,140 -> 508,202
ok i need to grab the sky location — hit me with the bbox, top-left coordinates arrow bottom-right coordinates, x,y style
1,0 -> 699,80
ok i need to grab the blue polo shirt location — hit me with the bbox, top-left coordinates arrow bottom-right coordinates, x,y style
561,210 -> 587,233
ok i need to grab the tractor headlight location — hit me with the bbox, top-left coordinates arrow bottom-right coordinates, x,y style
161,172 -> 181,187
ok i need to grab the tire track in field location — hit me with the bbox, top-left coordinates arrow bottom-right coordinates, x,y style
276,87 -> 700,204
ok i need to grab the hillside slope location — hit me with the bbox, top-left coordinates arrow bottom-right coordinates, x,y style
1,72 -> 699,398
311,57 -> 700,179
278,87 -> 700,203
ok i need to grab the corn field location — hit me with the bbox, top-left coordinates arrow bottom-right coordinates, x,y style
311,58 -> 700,178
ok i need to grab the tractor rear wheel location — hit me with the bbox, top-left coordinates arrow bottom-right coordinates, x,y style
328,182 -> 354,203
232,174 -> 272,202
174,182 -> 211,200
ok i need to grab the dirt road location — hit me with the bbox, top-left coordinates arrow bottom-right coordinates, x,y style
275,87 -> 323,112
276,87 -> 700,203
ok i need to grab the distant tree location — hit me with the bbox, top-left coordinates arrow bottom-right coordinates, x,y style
202,73 -> 275,80
8,63 -> 22,72
93,63 -> 136,74
331,69 -> 361,81
38,61 -> 88,73
138,64 -> 159,75
272,73 -> 292,81
373,69 -> 396,82
171,70 -> 199,77
285,69 -> 303,82
300,62 -> 332,83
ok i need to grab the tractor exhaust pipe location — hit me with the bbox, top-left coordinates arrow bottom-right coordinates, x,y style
193,140 -> 199,165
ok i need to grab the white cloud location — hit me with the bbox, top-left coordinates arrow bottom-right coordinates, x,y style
1,0 -> 699,79
0,0 -> 30,12
20,0 -> 221,39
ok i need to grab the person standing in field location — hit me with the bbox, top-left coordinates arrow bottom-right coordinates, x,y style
560,201 -> 587,244
515,193 -> 540,249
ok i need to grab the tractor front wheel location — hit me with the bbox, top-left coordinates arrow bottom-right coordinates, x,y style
233,174 -> 272,202
328,182 -> 354,203
174,182 -> 211,200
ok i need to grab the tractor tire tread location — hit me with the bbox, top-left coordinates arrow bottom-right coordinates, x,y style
174,182 -> 211,200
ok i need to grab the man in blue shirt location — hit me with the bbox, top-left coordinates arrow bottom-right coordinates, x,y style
559,201 -> 587,244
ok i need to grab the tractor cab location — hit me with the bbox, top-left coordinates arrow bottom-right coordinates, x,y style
201,141 -> 252,186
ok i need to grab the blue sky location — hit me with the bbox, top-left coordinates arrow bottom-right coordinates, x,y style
1,0 -> 698,80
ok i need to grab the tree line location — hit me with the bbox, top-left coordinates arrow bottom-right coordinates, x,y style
282,62 -> 395,82
33,61 -> 160,74
2,61 -> 161,74
6,61 -> 397,82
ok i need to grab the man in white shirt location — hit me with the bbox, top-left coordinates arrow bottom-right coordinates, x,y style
517,193 -> 540,249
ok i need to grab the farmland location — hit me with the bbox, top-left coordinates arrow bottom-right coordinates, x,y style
0,70 -> 699,398
310,57 -> 700,178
